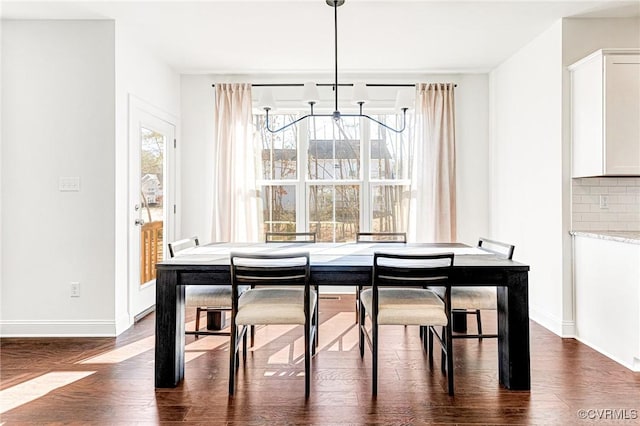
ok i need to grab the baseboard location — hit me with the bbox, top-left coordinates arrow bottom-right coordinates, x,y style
0,319 -> 117,337
529,305 -> 563,337
574,335 -> 639,372
561,320 -> 576,338
115,312 -> 133,336
134,305 -> 156,322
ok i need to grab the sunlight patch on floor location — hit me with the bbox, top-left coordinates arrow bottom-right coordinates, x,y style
266,312 -> 357,364
320,312 -> 358,351
185,335 -> 230,362
263,370 -> 304,377
249,324 -> 298,351
77,336 -> 155,364
268,337 -> 305,364
0,371 -> 95,413
186,335 -> 229,351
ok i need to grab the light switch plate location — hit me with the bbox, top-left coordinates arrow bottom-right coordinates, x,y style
59,177 -> 80,192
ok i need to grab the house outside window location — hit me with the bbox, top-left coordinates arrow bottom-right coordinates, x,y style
255,112 -> 413,242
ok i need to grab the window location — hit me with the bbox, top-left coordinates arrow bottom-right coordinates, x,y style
255,112 -> 413,242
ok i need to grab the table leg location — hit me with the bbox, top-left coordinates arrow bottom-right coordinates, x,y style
155,270 -> 185,388
207,311 -> 228,330
497,272 -> 531,390
452,311 -> 468,332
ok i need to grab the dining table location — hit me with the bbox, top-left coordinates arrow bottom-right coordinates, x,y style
154,241 -> 531,390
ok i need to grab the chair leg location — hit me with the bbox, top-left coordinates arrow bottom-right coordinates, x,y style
355,287 -> 360,323
359,297 -> 366,358
446,322 -> 455,396
428,327 -> 434,364
195,308 -> 202,339
476,309 -> 483,341
315,285 -> 320,348
372,319 -> 378,396
305,319 -> 311,398
422,326 -> 428,353
441,326 -> 447,374
242,327 -> 247,364
229,321 -> 237,395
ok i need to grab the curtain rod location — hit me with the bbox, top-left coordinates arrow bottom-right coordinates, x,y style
210,83 -> 456,88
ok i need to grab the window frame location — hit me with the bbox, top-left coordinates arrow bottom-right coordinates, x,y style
256,110 -> 411,241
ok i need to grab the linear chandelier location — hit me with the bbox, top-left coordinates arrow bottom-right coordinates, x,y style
259,0 -> 413,134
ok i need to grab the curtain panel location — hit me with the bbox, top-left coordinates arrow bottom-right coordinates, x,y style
212,83 -> 263,242
408,83 -> 457,243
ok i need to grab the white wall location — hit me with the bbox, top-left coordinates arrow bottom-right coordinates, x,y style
0,19 -> 180,336
178,75 -> 216,242
489,21 -> 565,334
179,73 -> 490,247
488,17 -> 640,338
1,20 -> 117,335
114,22 -> 180,333
561,18 -> 640,341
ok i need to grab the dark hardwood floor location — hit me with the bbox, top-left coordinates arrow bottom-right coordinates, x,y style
1,295 -> 639,425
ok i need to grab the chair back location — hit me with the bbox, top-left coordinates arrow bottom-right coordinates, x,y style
230,251 -> 312,315
356,232 -> 407,243
168,236 -> 199,258
230,252 -> 310,287
373,252 -> 454,289
478,238 -> 515,259
265,232 -> 316,243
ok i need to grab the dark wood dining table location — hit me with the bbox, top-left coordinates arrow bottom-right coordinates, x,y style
154,242 -> 531,390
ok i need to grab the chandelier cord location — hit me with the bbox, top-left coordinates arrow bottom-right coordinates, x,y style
261,0 -> 413,134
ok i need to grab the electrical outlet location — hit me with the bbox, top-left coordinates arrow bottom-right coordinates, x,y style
599,195 -> 609,209
70,282 -> 80,297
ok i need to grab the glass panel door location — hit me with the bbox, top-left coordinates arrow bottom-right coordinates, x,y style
129,99 -> 175,320
138,128 -> 165,286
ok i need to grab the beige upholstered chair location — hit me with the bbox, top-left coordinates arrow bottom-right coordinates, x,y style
354,232 -> 407,321
265,232 -> 319,346
359,252 -> 455,396
432,237 -> 515,340
228,251 -> 318,398
168,237 -> 242,338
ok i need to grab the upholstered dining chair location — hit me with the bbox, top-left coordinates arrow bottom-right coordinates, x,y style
432,237 -> 515,340
265,231 -> 319,345
168,236 -> 242,338
228,251 -> 318,398
359,252 -> 455,396
354,232 -> 407,322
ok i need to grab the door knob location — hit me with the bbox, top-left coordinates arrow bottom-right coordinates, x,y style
134,218 -> 145,226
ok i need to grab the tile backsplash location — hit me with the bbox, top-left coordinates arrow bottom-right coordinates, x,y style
572,177 -> 640,231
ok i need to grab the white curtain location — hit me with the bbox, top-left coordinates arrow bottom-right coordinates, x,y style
408,83 -> 457,243
211,83 -> 262,242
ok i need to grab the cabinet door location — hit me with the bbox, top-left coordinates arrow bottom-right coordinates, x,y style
572,54 -> 604,177
604,54 -> 640,175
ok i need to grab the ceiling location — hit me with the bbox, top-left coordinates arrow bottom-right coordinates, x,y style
2,1 -> 639,74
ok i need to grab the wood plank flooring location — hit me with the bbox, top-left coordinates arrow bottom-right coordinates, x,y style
1,295 -> 639,425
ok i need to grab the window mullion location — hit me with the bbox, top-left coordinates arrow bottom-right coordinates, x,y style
361,117 -> 370,233
299,116 -> 308,232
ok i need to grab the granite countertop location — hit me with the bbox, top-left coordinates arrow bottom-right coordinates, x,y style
570,231 -> 640,245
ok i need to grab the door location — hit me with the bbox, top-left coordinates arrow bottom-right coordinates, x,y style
129,98 -> 176,319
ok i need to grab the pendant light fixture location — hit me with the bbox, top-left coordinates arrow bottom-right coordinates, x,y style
260,0 -> 412,133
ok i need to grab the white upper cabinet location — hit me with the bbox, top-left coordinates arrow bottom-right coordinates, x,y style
570,49 -> 640,177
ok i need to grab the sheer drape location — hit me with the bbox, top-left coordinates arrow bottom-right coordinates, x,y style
408,83 -> 457,242
212,83 -> 262,242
